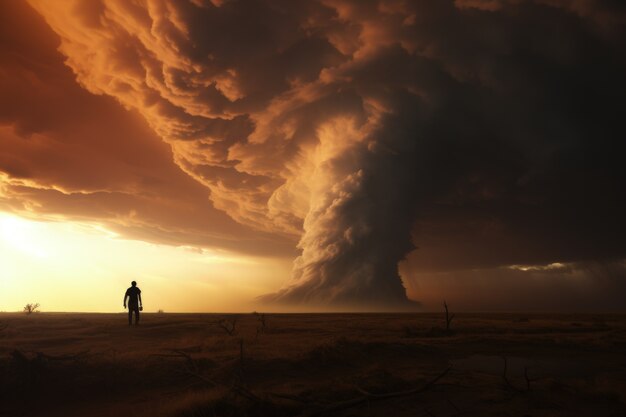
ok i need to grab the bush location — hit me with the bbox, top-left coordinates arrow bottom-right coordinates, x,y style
23,303 -> 40,314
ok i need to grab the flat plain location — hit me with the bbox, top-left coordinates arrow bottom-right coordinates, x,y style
1,312 -> 625,417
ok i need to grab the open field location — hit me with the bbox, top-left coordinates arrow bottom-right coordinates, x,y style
1,312 -> 625,417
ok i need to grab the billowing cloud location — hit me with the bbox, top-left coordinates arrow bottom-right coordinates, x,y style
3,0 -> 625,309
0,1 -> 294,257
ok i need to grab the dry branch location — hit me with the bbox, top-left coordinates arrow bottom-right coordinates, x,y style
444,301 -> 455,331
355,366 -> 451,399
299,366 -> 451,417
501,356 -> 539,393
12,349 -> 90,364
37,350 -> 90,362
152,349 -> 217,386
231,384 -> 262,402
185,369 -> 218,387
217,318 -> 237,336
268,392 -> 315,404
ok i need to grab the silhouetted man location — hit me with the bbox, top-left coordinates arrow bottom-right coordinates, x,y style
123,281 -> 142,326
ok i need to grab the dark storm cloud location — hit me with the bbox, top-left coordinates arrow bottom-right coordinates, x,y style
8,0 -> 626,308
399,0 -> 626,272
401,259 -> 626,312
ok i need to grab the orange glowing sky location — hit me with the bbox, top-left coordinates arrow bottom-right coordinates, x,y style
1,0 -> 625,312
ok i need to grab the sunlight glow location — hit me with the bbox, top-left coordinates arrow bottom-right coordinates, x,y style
0,212 -> 290,312
1,215 -> 50,258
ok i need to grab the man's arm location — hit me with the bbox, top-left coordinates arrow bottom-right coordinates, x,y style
138,292 -> 142,307
123,291 -> 128,308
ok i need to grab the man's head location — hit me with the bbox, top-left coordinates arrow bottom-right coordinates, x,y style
131,281 -> 137,287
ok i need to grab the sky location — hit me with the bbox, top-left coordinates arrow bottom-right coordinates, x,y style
0,0 -> 625,312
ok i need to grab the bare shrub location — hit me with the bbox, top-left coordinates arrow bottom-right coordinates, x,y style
253,311 -> 267,335
217,318 -> 237,336
23,303 -> 40,314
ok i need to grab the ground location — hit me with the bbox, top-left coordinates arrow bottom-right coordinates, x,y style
1,312 -> 625,416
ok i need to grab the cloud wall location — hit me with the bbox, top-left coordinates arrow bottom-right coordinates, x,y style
23,0 -> 626,308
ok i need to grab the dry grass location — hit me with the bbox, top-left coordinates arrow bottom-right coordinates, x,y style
1,312 -> 625,416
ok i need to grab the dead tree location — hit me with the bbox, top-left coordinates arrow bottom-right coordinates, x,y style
253,311 -> 267,334
23,303 -> 40,314
218,318 -> 237,336
444,301 -> 455,332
